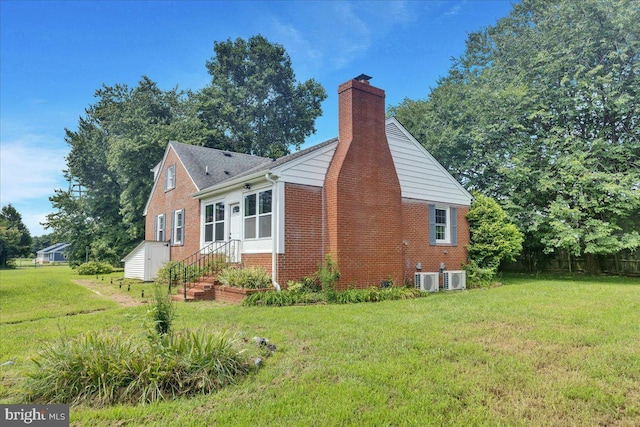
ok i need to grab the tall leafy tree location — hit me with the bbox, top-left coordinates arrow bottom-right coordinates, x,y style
390,0 -> 640,271
45,77 -> 199,265
197,35 -> 327,157
46,37 -> 327,265
0,204 -> 32,266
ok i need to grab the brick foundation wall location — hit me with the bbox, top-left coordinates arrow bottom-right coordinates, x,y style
241,253 -> 272,273
276,183 -> 324,286
402,199 -> 469,283
145,147 -> 201,262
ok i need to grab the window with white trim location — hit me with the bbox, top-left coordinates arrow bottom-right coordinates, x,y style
429,204 -> 458,246
164,164 -> 176,191
155,214 -> 166,241
435,208 -> 448,242
244,189 -> 272,239
172,209 -> 184,245
204,202 -> 225,243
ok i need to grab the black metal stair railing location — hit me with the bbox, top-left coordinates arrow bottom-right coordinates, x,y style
169,240 -> 240,301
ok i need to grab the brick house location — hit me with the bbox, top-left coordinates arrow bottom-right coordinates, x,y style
125,76 -> 472,289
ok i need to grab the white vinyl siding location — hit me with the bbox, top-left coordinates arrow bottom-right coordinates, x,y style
272,142 -> 337,187
386,119 -> 472,206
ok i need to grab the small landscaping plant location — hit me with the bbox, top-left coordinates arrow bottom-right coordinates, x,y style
150,284 -> 175,335
75,261 -> 114,275
317,254 -> 340,292
217,266 -> 272,289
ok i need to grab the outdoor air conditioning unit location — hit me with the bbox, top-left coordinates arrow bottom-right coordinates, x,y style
443,270 -> 466,291
414,272 -> 439,292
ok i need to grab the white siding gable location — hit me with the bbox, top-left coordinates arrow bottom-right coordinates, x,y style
386,118 -> 472,206
272,141 -> 338,187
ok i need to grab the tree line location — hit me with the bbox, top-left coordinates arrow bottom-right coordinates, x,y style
390,0 -> 639,272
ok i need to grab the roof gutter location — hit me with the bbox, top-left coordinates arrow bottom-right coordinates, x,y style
191,170 -> 269,199
265,172 -> 281,292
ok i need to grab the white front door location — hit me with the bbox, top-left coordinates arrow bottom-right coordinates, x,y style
228,203 -> 241,263
229,203 -> 241,241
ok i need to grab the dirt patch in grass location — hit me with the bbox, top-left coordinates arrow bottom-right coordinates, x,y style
73,280 -> 146,307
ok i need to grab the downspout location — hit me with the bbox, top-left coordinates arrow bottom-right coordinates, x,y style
265,172 -> 281,291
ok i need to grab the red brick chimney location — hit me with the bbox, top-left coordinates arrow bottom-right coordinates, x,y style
324,76 -> 403,288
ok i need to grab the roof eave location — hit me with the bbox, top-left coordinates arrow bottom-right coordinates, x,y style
192,170 -> 272,199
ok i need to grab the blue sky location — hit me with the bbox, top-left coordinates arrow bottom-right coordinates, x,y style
0,0 -> 515,236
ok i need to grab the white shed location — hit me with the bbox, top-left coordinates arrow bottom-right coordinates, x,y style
122,241 -> 170,281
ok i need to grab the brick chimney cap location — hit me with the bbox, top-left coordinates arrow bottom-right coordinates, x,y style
354,73 -> 372,82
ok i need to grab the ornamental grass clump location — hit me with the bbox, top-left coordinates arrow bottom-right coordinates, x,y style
25,330 -> 252,407
217,266 -> 271,289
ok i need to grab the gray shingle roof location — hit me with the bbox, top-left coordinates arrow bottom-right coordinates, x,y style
37,243 -> 70,254
211,137 -> 338,186
170,141 -> 272,191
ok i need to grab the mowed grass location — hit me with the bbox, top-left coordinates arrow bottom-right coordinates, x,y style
0,266 -> 119,324
1,268 -> 639,426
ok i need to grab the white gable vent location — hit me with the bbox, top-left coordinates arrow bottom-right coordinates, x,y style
443,270 -> 466,291
414,272 -> 439,292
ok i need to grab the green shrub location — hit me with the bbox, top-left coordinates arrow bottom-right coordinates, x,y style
217,266 -> 271,289
25,329 -> 252,406
75,261 -> 113,275
467,193 -> 523,271
155,260 -> 184,285
463,261 -> 497,289
286,281 -> 304,293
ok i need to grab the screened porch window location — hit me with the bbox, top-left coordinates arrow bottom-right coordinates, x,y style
204,202 -> 225,242
244,189 -> 272,239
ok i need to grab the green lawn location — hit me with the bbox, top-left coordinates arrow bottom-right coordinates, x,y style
1,267 -> 639,426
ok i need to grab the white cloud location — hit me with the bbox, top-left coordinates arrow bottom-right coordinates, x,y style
0,134 -> 68,236
267,0 -> 424,76
444,5 -> 462,16
1,136 -> 68,203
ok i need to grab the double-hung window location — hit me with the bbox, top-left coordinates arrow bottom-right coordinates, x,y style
244,189 -> 272,239
164,164 -> 176,191
155,214 -> 166,241
435,208 -> 448,242
172,209 -> 184,245
429,205 -> 457,246
204,202 -> 225,242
